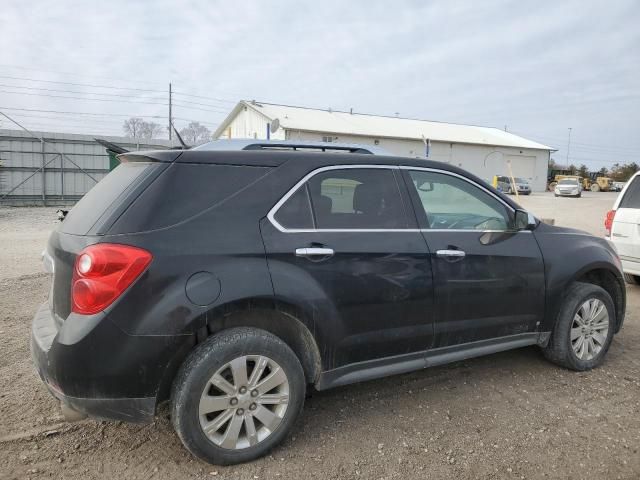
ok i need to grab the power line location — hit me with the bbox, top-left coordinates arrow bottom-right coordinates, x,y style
171,102 -> 228,114
0,89 -> 230,114
172,91 -> 237,104
0,88 -> 171,107
0,63 -> 168,87
0,83 -> 166,101
0,106 -> 166,118
0,75 -> 167,93
513,129 -> 640,151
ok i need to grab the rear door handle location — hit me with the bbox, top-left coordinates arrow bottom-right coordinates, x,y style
436,249 -> 466,258
295,247 -> 335,258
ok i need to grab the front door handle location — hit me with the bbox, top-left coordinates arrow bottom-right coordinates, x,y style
436,249 -> 466,258
295,247 -> 335,258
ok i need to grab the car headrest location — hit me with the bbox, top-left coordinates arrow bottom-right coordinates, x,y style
353,183 -> 382,214
315,194 -> 332,217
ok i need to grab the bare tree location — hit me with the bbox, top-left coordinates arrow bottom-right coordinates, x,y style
123,118 -> 163,141
141,121 -> 163,140
179,121 -> 211,145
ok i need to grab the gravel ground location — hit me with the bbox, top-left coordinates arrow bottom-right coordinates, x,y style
1,194 -> 639,480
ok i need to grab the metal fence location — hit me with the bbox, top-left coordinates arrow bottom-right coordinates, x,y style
0,128 -> 171,206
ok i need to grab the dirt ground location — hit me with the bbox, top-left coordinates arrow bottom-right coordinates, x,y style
1,193 -> 639,480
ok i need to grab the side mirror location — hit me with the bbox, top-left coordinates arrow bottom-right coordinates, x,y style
417,180 -> 434,192
515,209 -> 537,230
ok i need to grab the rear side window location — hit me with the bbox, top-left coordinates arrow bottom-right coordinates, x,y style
274,168 -> 408,230
273,185 -> 314,229
61,162 -> 159,235
110,163 -> 271,233
619,176 -> 640,208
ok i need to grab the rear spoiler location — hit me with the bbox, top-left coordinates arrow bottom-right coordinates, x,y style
117,150 -> 184,163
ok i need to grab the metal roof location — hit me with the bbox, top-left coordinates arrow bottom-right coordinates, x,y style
214,101 -> 553,151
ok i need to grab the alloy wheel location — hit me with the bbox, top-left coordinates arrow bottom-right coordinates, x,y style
198,355 -> 290,450
571,298 -> 609,361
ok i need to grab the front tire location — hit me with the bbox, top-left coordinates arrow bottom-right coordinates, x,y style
171,327 -> 305,465
543,282 -> 615,371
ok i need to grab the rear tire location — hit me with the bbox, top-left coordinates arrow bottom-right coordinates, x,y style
624,273 -> 640,285
591,184 -> 600,192
543,282 -> 615,371
171,327 -> 305,465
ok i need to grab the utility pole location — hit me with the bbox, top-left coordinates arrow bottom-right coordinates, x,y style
169,82 -> 172,142
566,127 -> 572,169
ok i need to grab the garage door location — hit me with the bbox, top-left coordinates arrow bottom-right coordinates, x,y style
506,155 -> 536,179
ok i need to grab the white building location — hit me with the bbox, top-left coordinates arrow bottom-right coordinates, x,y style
213,101 -> 554,191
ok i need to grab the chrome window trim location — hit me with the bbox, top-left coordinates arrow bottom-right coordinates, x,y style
267,164 -> 527,234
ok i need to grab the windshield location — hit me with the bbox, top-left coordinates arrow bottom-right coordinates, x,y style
558,179 -> 579,185
514,178 -> 528,184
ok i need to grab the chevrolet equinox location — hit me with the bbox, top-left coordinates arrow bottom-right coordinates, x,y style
31,140 -> 626,465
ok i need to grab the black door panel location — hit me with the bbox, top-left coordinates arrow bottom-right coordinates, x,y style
402,169 -> 546,348
261,222 -> 434,368
424,230 -> 545,346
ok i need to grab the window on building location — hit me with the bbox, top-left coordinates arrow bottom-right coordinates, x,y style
322,136 -> 334,143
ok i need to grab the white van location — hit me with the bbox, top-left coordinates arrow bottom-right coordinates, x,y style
606,171 -> 640,283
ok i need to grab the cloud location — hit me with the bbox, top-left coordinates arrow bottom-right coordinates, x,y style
0,0 -> 638,168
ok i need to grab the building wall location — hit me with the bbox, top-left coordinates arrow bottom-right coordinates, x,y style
284,130 -> 549,192
216,105 -> 286,141
0,129 -> 170,205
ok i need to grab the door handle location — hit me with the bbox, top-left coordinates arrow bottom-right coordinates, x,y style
295,247 -> 335,258
436,249 -> 466,258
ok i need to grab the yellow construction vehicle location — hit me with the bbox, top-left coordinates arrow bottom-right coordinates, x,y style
587,173 -> 613,192
548,173 -> 587,192
547,170 -> 613,192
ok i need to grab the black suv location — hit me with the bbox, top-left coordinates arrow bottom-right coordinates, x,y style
31,141 -> 626,465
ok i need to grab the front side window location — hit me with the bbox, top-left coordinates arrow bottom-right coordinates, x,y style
407,170 -> 511,231
274,168 -> 408,230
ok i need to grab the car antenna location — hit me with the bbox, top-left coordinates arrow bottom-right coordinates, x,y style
171,121 -> 191,149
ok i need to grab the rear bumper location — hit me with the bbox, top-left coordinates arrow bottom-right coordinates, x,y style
30,302 -> 192,423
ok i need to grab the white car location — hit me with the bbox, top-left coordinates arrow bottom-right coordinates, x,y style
554,178 -> 582,197
606,171 -> 640,283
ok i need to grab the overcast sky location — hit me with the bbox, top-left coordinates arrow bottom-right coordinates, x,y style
0,0 -> 638,169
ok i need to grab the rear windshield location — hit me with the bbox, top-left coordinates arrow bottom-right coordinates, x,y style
60,162 -> 159,235
620,176 -> 640,208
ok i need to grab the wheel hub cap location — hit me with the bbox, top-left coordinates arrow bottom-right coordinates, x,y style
571,298 -> 609,361
198,355 -> 290,450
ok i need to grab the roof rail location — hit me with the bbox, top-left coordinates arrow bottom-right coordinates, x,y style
193,139 -> 389,155
242,142 -> 375,154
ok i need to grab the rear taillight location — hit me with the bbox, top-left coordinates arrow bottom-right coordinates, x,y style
71,244 -> 152,315
605,209 -> 616,237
